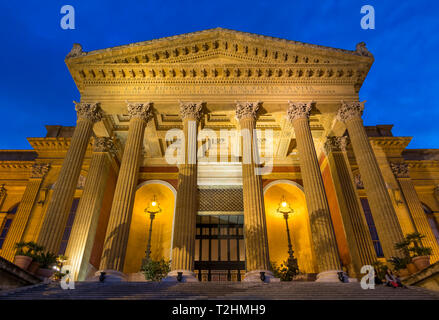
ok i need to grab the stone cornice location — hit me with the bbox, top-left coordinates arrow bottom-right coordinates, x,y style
406,160 -> 439,169
66,28 -> 372,92
66,28 -> 373,64
369,137 -> 412,157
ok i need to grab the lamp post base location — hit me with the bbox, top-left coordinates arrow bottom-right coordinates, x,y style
243,270 -> 280,283
315,270 -> 343,282
162,270 -> 199,283
90,270 -> 127,282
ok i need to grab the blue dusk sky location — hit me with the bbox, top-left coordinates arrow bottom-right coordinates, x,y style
0,1 -> 438,149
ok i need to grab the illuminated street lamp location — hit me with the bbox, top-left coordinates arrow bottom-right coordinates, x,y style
277,195 -> 295,259
143,195 -> 162,263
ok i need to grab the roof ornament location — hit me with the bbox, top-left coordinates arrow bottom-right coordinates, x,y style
355,42 -> 373,58
66,43 -> 87,59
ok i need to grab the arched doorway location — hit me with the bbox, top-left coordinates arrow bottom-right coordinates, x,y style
123,180 -> 176,274
263,180 -> 317,274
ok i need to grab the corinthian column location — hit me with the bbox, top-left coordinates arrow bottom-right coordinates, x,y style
337,101 -> 404,259
324,137 -> 376,276
287,101 -> 341,282
1,164 -> 50,261
166,101 -> 203,282
38,103 -> 102,253
390,162 -> 439,262
235,101 -> 274,282
99,103 -> 152,280
65,137 -> 117,280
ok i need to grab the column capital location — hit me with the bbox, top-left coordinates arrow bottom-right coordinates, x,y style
93,137 -> 117,156
435,185 -> 439,197
323,136 -> 348,155
286,101 -> 313,122
336,101 -> 365,122
235,101 -> 262,121
31,163 -> 50,179
127,102 -> 154,122
74,102 -> 103,123
0,184 -> 6,198
390,162 -> 409,178
179,101 -> 205,121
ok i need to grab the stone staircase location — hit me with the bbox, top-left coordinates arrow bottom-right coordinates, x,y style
1,281 -> 439,300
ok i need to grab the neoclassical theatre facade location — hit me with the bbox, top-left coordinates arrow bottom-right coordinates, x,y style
1,28 -> 439,282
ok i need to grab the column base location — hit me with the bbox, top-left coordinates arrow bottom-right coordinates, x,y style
89,270 -> 127,282
315,270 -> 344,283
243,270 -> 280,283
162,270 -> 199,283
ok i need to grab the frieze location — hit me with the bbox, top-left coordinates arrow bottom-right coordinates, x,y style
94,85 -> 349,96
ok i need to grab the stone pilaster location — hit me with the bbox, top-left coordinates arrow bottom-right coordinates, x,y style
0,184 -> 6,210
390,162 -> 439,262
287,102 -> 341,282
324,137 -> 376,276
38,103 -> 102,253
337,101 -> 404,259
236,101 -> 274,282
434,185 -> 439,204
167,101 -> 204,282
99,103 -> 153,278
1,164 -> 50,261
65,137 -> 117,280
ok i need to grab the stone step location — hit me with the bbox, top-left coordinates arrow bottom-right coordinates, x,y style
1,281 -> 439,300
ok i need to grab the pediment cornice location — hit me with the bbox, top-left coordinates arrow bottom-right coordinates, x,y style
66,28 -> 373,92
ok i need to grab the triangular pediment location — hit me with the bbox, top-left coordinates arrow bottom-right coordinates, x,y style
65,28 -> 374,92
66,28 -> 373,67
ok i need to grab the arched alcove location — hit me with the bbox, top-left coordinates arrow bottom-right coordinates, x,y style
123,180 -> 176,274
263,180 -> 317,273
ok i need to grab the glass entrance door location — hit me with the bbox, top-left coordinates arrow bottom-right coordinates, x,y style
194,214 -> 245,281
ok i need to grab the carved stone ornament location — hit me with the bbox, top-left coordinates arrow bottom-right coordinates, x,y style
434,185 -> 439,198
354,173 -> 364,189
66,43 -> 87,59
324,136 -> 348,155
179,101 -> 205,120
286,101 -> 313,123
390,162 -> 409,178
235,101 -> 262,120
355,42 -> 373,58
336,100 -> 365,122
31,163 -> 50,179
0,184 -> 6,198
93,137 -> 117,156
74,102 -> 103,123
127,102 -> 154,122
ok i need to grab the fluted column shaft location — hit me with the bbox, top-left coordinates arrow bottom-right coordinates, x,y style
391,162 -> 439,262
99,103 -> 152,272
170,102 -> 203,274
287,102 -> 341,274
338,102 -> 404,259
236,102 -> 270,274
38,103 -> 102,253
65,138 -> 116,280
2,164 -> 50,260
324,137 -> 376,276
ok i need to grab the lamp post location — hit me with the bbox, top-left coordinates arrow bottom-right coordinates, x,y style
143,195 -> 162,263
277,195 -> 295,259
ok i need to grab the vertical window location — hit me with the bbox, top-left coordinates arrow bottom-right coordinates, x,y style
360,198 -> 384,258
58,198 -> 79,255
0,204 -> 19,249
